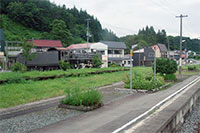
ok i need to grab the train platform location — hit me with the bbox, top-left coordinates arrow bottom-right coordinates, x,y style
33,74 -> 200,133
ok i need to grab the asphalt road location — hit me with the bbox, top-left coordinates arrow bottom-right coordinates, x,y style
33,75 -> 200,133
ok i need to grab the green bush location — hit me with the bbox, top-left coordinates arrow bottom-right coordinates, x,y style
108,63 -> 121,67
153,58 -> 177,75
124,71 -> 165,90
59,60 -> 71,71
92,54 -> 103,68
163,74 -> 176,81
7,75 -> 27,84
11,62 -> 27,72
188,66 -> 197,71
61,88 -> 103,106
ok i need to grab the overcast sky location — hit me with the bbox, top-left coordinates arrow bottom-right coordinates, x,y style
50,0 -> 200,39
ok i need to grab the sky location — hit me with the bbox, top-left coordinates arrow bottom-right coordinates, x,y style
50,0 -> 200,39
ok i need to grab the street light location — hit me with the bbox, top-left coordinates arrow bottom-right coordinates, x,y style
130,44 -> 138,91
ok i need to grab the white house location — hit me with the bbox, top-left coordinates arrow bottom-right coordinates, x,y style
66,41 -> 126,67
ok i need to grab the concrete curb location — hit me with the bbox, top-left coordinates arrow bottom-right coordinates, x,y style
0,81 -> 124,121
0,95 -> 65,121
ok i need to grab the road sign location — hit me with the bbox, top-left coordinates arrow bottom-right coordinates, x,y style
130,50 -> 133,56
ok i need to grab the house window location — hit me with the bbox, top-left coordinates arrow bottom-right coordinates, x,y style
108,50 -> 112,54
114,50 -> 122,54
98,50 -> 105,55
128,61 -> 130,64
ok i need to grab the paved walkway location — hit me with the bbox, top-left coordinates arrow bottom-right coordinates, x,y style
33,75 -> 200,133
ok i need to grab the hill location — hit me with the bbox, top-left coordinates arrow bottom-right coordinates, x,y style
0,15 -> 42,41
0,0 -> 118,47
120,26 -> 200,53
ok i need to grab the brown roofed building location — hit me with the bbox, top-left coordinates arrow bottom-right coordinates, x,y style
152,43 -> 168,58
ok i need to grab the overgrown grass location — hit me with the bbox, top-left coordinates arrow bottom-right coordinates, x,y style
61,88 -> 103,106
0,67 -> 128,81
124,67 -> 165,90
176,64 -> 200,76
0,71 -> 129,108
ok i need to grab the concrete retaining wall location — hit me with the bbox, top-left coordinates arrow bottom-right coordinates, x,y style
158,82 -> 200,132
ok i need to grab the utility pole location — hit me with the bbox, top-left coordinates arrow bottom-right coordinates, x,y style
86,18 -> 91,53
176,14 -> 188,75
130,44 -> 138,91
86,18 -> 90,43
167,38 -> 170,58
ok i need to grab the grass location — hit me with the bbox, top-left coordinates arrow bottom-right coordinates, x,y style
0,67 -> 128,81
0,70 -> 129,108
176,64 -> 200,76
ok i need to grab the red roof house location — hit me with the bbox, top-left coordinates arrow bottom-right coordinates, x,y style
28,40 -> 63,48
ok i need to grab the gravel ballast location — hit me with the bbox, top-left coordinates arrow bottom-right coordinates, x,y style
178,98 -> 200,133
0,107 -> 82,133
0,82 -> 131,133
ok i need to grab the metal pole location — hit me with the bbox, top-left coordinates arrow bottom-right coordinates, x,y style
139,47 -> 141,66
130,50 -> 133,90
154,50 -> 156,86
5,41 -> 8,71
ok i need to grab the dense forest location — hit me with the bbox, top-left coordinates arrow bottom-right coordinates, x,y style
120,26 -> 200,53
0,0 -> 118,46
0,0 -> 199,52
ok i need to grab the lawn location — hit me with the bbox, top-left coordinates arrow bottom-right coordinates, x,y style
6,66 -> 198,108
176,64 -> 200,76
0,70 -> 131,108
0,67 -> 127,81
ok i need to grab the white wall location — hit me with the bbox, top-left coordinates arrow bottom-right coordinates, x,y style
90,42 -> 108,68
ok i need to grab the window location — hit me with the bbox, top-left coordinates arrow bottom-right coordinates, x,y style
108,50 -> 112,54
128,61 -> 130,64
98,50 -> 105,55
114,50 -> 122,54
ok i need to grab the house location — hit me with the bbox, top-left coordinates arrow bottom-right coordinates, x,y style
66,42 -> 108,67
28,40 -> 63,52
133,47 -> 154,66
152,43 -> 168,58
123,54 -> 131,67
100,41 -> 126,66
66,41 -> 126,67
123,47 -> 154,67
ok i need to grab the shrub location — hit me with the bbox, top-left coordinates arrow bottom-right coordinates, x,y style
11,62 -> 27,72
92,54 -> 103,68
153,58 -> 177,75
59,60 -> 71,71
7,75 -> 26,84
124,71 -> 165,90
62,88 -> 103,106
163,74 -> 176,81
108,62 -> 121,67
188,66 -> 197,71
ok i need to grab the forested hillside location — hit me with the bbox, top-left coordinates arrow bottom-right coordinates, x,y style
0,0 -> 118,46
0,0 -> 199,52
120,26 -> 200,53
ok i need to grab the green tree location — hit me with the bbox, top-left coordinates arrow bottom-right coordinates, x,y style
92,54 -> 102,68
49,19 -> 72,46
21,39 -> 36,66
153,58 -> 177,75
